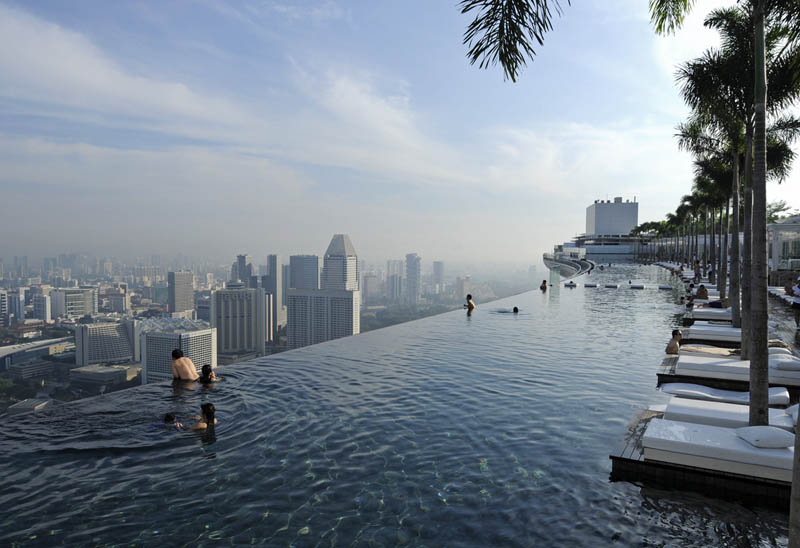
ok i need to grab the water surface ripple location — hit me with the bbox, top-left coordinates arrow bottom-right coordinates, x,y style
0,265 -> 790,546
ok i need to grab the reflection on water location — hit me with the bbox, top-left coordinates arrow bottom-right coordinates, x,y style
0,265 -> 790,546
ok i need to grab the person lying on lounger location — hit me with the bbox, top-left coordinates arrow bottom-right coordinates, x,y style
665,330 -> 682,355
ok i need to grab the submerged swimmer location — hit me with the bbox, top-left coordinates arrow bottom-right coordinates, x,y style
152,413 -> 183,429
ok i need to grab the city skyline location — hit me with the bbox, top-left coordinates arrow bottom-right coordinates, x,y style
1,1 -> 797,264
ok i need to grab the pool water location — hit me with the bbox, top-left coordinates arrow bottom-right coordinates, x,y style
0,264 -> 790,546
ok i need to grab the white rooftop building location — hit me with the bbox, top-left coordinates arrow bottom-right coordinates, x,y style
585,197 -> 638,237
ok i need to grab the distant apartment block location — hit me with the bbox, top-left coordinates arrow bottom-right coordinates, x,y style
210,288 -> 272,356
50,288 -> 97,319
75,320 -> 141,366
405,253 -> 421,305
287,289 -> 360,349
32,294 -> 51,323
433,261 -> 445,293
0,290 -> 7,327
168,270 -> 194,317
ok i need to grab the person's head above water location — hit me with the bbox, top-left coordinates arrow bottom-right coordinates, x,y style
201,402 -> 215,424
466,294 -> 472,301
671,329 -> 682,339
513,307 -> 519,313
201,364 -> 213,379
171,349 -> 184,360
164,413 -> 176,423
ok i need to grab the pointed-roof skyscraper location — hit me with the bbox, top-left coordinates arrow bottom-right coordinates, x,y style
321,234 -> 358,291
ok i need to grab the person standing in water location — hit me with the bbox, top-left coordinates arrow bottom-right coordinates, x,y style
540,280 -> 548,291
464,294 -> 476,312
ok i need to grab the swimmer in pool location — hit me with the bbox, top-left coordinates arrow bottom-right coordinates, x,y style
665,329 -> 682,355
513,307 -> 519,313
152,413 -> 183,429
464,294 -> 476,312
539,280 -> 547,292
198,364 -> 218,384
171,349 -> 199,381
192,402 -> 217,430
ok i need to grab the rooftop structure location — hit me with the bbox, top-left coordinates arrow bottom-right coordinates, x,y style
586,197 -> 638,237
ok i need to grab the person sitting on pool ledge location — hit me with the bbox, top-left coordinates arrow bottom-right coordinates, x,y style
695,284 -> 709,300
464,294 -> 476,312
665,329 -> 682,355
199,364 -> 218,384
192,402 -> 217,430
539,280 -> 547,291
171,349 -> 199,381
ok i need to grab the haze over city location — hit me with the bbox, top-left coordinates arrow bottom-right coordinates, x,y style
0,0 -> 798,265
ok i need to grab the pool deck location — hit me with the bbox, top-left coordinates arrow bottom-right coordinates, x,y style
609,415 -> 791,511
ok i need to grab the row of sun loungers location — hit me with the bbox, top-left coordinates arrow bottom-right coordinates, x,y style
630,263 -> 798,500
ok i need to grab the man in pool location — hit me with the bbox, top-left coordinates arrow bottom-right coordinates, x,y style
539,280 -> 547,291
171,349 -> 199,381
665,329 -> 682,355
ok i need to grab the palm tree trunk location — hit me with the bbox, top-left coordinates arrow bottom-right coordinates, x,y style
710,208 -> 716,284
731,150 -> 741,328
742,125 -> 753,360
719,199 -> 730,299
704,207 -> 709,276
750,0 -> 768,430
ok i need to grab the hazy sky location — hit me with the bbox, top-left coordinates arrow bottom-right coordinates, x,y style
0,0 -> 798,267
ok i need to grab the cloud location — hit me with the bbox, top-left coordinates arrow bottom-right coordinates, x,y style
0,3 -> 248,130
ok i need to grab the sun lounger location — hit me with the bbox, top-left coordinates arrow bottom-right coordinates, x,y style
663,397 -> 795,431
642,419 -> 794,482
690,308 -> 732,321
660,382 -> 790,405
675,354 -> 800,386
683,324 -> 741,343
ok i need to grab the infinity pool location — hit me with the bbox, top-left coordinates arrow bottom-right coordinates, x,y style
0,265 -> 790,546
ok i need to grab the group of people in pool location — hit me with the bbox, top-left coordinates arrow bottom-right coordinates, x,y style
464,294 -> 518,314
159,349 -> 220,431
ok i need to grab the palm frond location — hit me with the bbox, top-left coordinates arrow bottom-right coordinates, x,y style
650,0 -> 696,35
460,0 -> 569,82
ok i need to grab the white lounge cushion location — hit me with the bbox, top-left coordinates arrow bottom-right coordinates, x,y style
684,324 -> 741,342
770,347 -> 793,356
787,404 -> 799,423
643,419 -> 794,478
770,354 -> 800,370
736,426 -> 796,448
660,383 -> 790,406
664,397 -> 795,431
675,354 -> 800,384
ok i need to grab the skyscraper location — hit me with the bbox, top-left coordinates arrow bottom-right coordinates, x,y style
290,255 -> 319,290
321,235 -> 358,290
50,288 -> 97,319
33,294 -> 51,323
260,254 -> 285,336
287,235 -> 360,349
287,289 -> 360,349
433,261 -> 445,293
0,290 -> 7,327
386,259 -> 404,302
7,290 -> 25,325
232,254 -> 252,283
168,270 -> 194,317
211,288 -> 272,356
405,253 -> 421,305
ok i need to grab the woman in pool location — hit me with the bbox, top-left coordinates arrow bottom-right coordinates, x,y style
198,364 -> 218,384
192,402 -> 217,430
